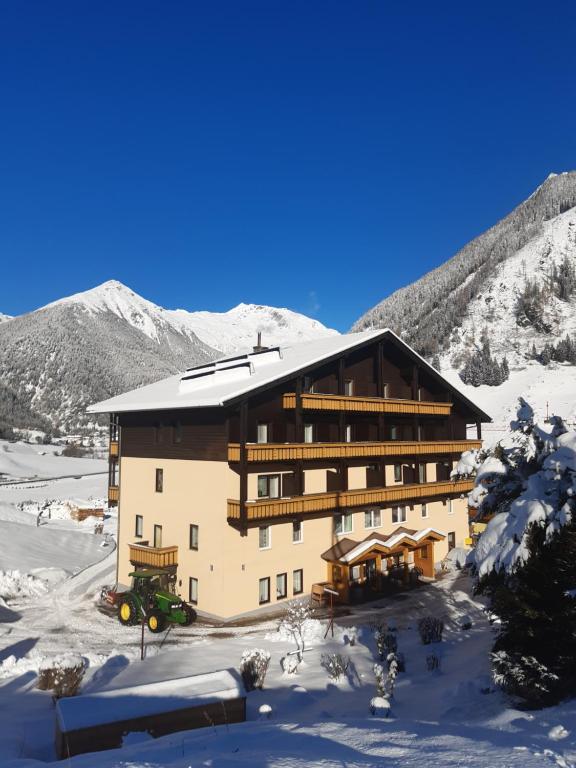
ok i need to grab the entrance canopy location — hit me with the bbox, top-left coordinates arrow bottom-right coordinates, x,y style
321,527 -> 446,565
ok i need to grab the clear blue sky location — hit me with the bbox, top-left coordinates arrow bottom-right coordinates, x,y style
1,2 -> 575,330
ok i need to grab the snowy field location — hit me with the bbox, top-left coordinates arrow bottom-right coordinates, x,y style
1,445 -> 575,767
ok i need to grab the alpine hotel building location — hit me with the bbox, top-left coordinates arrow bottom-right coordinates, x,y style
90,329 -> 490,620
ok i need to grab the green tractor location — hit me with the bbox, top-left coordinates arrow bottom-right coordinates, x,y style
114,569 -> 197,633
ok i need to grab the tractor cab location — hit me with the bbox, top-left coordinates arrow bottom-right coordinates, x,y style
129,568 -> 172,597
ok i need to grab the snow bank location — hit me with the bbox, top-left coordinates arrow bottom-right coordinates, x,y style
265,618 -> 349,645
0,570 -> 49,601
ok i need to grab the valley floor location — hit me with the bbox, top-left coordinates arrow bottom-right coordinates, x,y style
0,444 -> 575,767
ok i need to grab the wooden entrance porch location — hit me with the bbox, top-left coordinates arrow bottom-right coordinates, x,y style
318,527 -> 445,604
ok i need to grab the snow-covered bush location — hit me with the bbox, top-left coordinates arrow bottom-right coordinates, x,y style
417,616 -> 444,644
240,648 -> 271,691
375,628 -> 397,659
473,400 -> 576,706
320,653 -> 349,681
37,654 -> 86,698
258,704 -> 273,720
281,654 -> 300,676
369,696 -> 391,717
278,600 -> 314,662
426,653 -> 440,672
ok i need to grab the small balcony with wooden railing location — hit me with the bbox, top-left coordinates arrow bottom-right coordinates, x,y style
283,392 -> 452,416
109,440 -> 119,458
228,477 -> 474,524
128,542 -> 178,569
228,439 -> 481,463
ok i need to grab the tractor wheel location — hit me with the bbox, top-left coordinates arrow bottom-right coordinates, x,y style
118,596 -> 138,626
147,610 -> 166,634
181,604 -> 197,626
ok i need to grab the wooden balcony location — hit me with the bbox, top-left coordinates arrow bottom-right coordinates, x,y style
128,543 -> 178,569
228,439 -> 481,463
283,392 -> 452,416
109,440 -> 119,458
108,485 -> 119,504
228,478 -> 474,523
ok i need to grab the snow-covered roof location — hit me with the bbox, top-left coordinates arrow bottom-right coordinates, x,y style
56,668 -> 244,732
88,329 -> 491,419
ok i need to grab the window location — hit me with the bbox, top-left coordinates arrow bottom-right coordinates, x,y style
351,565 -> 361,581
292,521 -> 303,543
155,468 -> 163,493
421,503 -> 428,518
364,508 -> 381,529
417,387 -> 423,402
304,423 -> 314,443
447,498 -> 454,515
392,506 -> 407,524
135,514 -> 143,538
418,463 -> 427,483
257,423 -> 269,444
303,376 -> 315,393
276,573 -> 287,599
173,421 -> 182,444
259,526 -> 271,549
189,524 -> 199,550
448,531 -> 456,550
153,524 -> 163,548
189,577 -> 198,604
344,379 -> 354,396
293,569 -> 303,595
345,424 -> 352,443
257,474 -> 280,499
334,512 -> 353,535
393,464 -> 402,482
259,577 -> 270,604
419,545 -> 428,559
390,425 -> 398,440
154,421 -> 164,444
382,382 -> 389,398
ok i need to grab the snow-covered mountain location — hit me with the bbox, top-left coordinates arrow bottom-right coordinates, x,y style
353,172 -> 576,436
0,281 -> 337,433
47,280 -> 337,354
0,312 -> 12,323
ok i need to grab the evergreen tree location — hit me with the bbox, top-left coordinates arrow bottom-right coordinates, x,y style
474,402 -> 576,707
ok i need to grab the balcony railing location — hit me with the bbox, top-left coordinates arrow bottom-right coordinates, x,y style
228,440 -> 481,463
228,478 -> 474,522
108,485 -> 119,504
110,440 -> 119,458
128,543 -> 178,569
283,392 -> 452,416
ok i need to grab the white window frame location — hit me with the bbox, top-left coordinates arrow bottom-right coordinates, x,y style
392,506 -> 407,524
304,423 -> 314,443
344,379 -> 354,396
364,508 -> 382,529
418,463 -> 426,483
153,524 -> 162,548
447,498 -> 454,515
393,463 -> 402,482
390,425 -> 398,440
258,525 -> 271,550
256,422 -> 269,444
334,512 -> 353,535
189,523 -> 199,550
189,577 -> 198,604
135,514 -> 143,538
345,424 -> 352,443
292,520 -> 303,544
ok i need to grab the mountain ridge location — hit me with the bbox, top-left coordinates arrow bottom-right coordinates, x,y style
0,281 -> 336,433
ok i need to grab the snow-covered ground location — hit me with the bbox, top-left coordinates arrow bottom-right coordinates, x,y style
445,362 -> 576,446
1,444 -> 576,768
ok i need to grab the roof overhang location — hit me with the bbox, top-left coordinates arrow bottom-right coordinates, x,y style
321,527 -> 446,565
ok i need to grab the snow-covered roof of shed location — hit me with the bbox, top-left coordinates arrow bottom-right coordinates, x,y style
87,329 -> 491,419
56,668 -> 244,732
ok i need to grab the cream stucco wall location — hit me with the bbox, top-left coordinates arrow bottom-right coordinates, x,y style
118,457 -> 469,620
